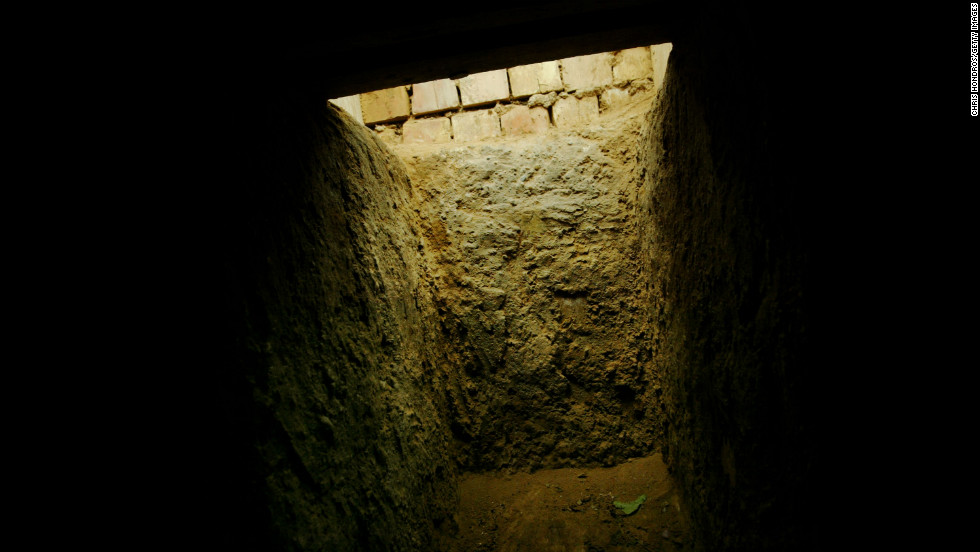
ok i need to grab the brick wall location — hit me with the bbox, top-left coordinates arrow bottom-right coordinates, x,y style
329,43 -> 672,145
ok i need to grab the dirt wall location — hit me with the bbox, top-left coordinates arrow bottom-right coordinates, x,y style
398,95 -> 665,472
217,93 -> 458,551
637,10 -> 813,551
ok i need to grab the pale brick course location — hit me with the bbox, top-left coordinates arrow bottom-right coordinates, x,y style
412,79 -> 459,115
451,109 -> 501,142
650,43 -> 673,92
613,47 -> 654,84
328,95 -> 364,125
500,106 -> 549,135
553,95 -> 599,128
361,86 -> 411,124
560,53 -> 613,91
361,43 -> 672,144
508,61 -> 563,97
403,117 -> 452,144
459,69 -> 510,107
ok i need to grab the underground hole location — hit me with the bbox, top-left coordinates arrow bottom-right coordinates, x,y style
367,45 -> 686,552
221,17 -> 818,549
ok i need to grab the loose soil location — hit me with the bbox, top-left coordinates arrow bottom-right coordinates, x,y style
438,453 -> 689,552
392,86 -> 669,473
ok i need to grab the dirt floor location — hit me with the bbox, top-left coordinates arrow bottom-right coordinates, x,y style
438,453 -> 689,552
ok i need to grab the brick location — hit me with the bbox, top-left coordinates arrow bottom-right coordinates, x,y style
412,79 -> 459,115
500,106 -> 549,135
508,61 -> 563,97
402,117 -> 452,144
328,95 -> 364,125
451,109 -> 501,142
459,69 -> 510,107
360,86 -> 410,124
613,47 -> 654,84
599,87 -> 631,111
552,95 -> 599,128
560,53 -> 613,91
650,42 -> 673,92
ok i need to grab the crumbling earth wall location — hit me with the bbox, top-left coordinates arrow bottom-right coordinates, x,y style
216,14 -> 819,548
637,12 -> 813,551
397,93 -> 666,472
215,60 -> 672,552
217,93 -> 459,551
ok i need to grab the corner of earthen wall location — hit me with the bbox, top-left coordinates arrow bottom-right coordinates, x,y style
640,35 -> 813,551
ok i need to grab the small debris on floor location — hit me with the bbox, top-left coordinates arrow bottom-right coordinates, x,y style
443,453 -> 688,551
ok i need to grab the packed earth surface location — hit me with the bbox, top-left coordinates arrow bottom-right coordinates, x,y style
437,453 -> 689,552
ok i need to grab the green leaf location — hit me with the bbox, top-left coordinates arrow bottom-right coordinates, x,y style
613,494 -> 646,515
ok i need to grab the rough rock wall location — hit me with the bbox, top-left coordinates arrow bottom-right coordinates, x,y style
218,94 -> 458,551
637,13 -> 813,551
399,99 -> 665,472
